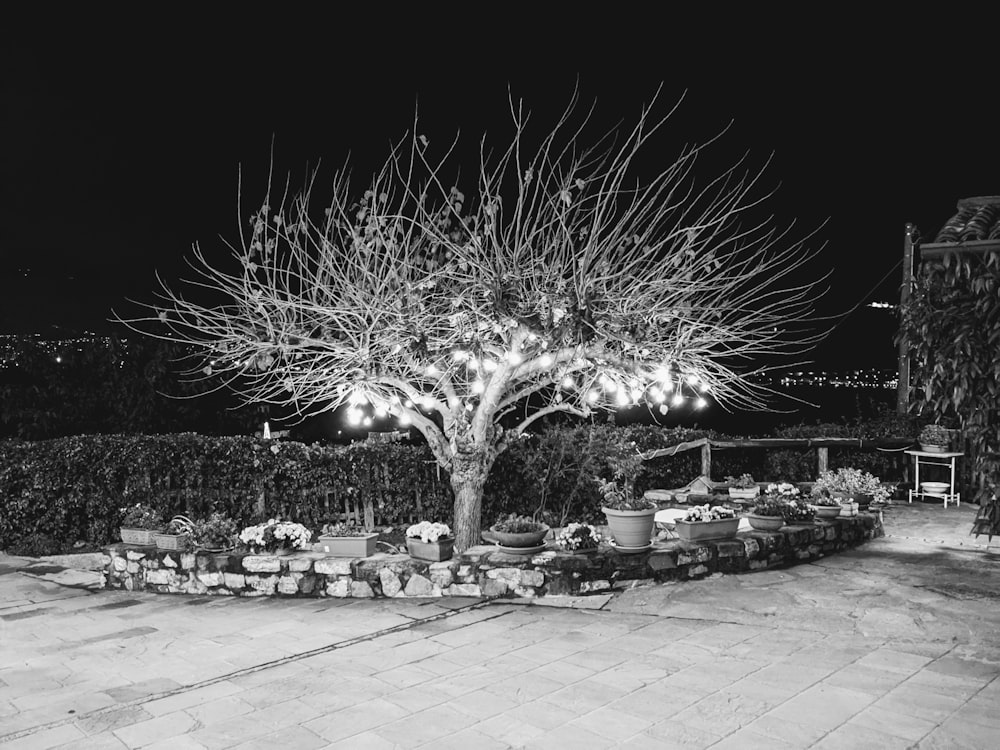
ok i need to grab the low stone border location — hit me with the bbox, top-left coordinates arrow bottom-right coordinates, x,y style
103,514 -> 882,599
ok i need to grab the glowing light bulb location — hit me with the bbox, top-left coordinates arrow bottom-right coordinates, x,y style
374,405 -> 388,418
587,389 -> 600,403
453,350 -> 469,362
539,354 -> 554,368
603,379 -> 618,393
686,373 -> 699,385
465,402 -> 474,411
616,391 -> 630,407
482,358 -> 497,372
659,404 -> 669,415
695,397 -> 707,409
468,358 -> 480,370
363,416 -> 373,427
346,408 -> 362,426
471,379 -> 485,394
507,350 -> 523,365
561,375 -> 575,389
421,396 -> 435,409
403,399 -> 414,408
672,393 -> 684,406
399,413 -> 411,426
426,364 -> 439,376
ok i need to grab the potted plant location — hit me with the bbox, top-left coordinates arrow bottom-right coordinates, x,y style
554,522 -> 602,553
314,522 -> 378,557
405,521 -> 454,562
674,504 -> 739,541
239,518 -> 313,556
811,494 -> 842,520
725,473 -> 760,501
812,468 -> 890,511
597,478 -> 658,549
189,512 -> 240,552
153,515 -> 194,551
745,488 -> 792,531
919,424 -> 951,453
782,497 -> 817,525
489,514 -> 550,553
119,503 -> 164,545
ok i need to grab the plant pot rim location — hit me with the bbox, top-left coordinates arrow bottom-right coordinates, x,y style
406,536 -> 454,543
602,506 -> 657,515
489,523 -> 549,534
319,532 -> 379,540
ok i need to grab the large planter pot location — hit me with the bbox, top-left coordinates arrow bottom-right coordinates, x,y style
728,487 -> 760,501
489,525 -> 549,548
847,493 -> 874,511
406,537 -> 454,562
920,443 -> 948,453
745,513 -> 784,531
152,532 -> 189,551
674,517 -> 740,542
814,505 -> 842,520
314,533 -> 378,557
602,507 -> 657,548
120,528 -> 156,545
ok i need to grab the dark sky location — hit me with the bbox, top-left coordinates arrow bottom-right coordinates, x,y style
3,13 -> 995,371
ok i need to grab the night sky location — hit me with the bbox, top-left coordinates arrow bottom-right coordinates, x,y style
3,14 -> 995,373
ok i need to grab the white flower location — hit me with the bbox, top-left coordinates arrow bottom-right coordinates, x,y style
406,521 -> 451,543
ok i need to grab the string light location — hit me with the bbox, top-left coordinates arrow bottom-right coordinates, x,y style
695,397 -> 708,409
507,350 -> 523,365
399,413 -> 411,426
615,391 -> 630,407
672,393 -> 684,406
471,379 -> 485,394
426,364 -> 439,376
362,416 -> 373,427
539,354 -> 554,368
482,358 -> 497,372
587,389 -> 600,403
630,388 -> 644,403
561,375 -> 575,389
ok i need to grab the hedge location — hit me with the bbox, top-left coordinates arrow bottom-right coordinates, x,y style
0,418 -> 915,553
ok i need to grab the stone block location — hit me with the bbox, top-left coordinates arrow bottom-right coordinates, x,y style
246,575 -> 277,595
485,567 -> 541,587
145,569 -> 177,586
513,586 -> 537,597
688,564 -> 709,578
715,540 -> 747,558
278,575 -> 301,595
243,556 -> 282,573
481,578 -> 508,598
113,557 -> 127,572
223,573 -> 246,589
195,554 -> 212,570
124,577 -> 135,591
579,579 -> 611,593
197,571 -> 223,587
298,574 -> 317,594
428,562 -> 454,588
825,527 -> 838,541
457,564 -> 474,579
404,573 -> 434,597
544,576 -> 575,596
326,579 -> 350,597
180,553 -> 197,570
351,580 -> 375,598
444,583 -> 482,597
126,562 -> 140,574
314,559 -> 353,576
126,550 -> 145,561
161,554 -> 178,568
380,568 -> 402,597
183,577 -> 208,595
288,557 -> 313,573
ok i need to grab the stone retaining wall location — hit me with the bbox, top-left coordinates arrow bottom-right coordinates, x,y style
104,514 -> 883,599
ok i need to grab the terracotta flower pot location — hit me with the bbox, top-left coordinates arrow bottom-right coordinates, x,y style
602,507 -> 657,547
745,513 -> 784,531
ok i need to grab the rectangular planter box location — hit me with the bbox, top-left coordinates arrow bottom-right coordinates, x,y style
406,537 -> 454,562
673,517 -> 740,542
120,528 -> 156,545
152,533 -> 188,551
314,533 -> 378,557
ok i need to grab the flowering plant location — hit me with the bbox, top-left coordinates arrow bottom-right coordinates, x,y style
726,473 -> 757,489
492,513 -> 547,533
781,499 -> 816,524
750,497 -> 790,517
239,518 -> 312,552
190,513 -> 240,550
120,503 -> 163,530
810,494 -> 841,507
320,522 -> 374,538
554,523 -> 601,551
681,504 -> 736,522
406,521 -> 452,543
765,482 -> 800,500
812,468 -> 890,503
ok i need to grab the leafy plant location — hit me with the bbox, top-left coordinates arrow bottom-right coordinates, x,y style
596,478 -> 657,511
320,522 -> 374,538
726,473 -> 757,489
781,499 -> 816,524
813,468 -> 889,503
810,494 -> 841,507
491,513 -> 547,534
750,497 -> 791,517
919,424 -> 951,446
189,513 -> 239,550
120,503 -> 163,531
680,505 -> 736,522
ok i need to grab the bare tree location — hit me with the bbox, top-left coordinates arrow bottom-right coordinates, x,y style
125,88 -> 825,551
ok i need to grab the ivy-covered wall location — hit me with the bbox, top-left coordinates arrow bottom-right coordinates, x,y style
900,249 -> 1000,501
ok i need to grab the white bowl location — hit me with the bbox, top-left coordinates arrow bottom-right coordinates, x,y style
921,482 -> 949,495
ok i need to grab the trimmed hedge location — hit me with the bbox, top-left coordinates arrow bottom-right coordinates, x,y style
0,418 -> 915,553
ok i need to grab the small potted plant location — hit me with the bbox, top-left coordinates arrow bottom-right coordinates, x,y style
405,521 -> 454,562
189,512 -> 240,552
781,497 -> 816,525
745,490 -> 792,532
919,424 -> 951,453
119,503 -> 164,545
315,522 -> 379,557
554,522 -> 602,553
725,473 -> 760,501
674,504 -> 739,541
811,494 -> 842,520
812,468 -> 889,511
239,518 -> 313,556
489,514 -> 550,553
597,478 -> 658,549
153,515 -> 194,551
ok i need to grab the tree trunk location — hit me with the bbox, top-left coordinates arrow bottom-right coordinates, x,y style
449,450 -> 497,553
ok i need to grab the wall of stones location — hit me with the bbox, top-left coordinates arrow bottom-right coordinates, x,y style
104,514 -> 883,600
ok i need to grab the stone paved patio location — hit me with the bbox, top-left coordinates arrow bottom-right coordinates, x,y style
2,500 -> 999,748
